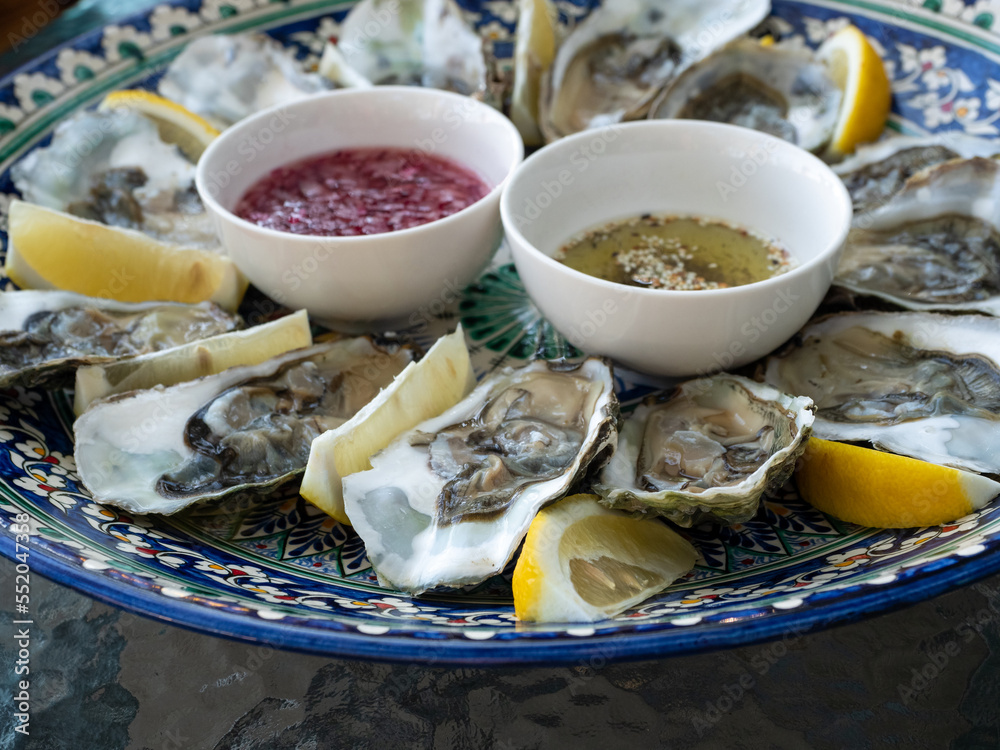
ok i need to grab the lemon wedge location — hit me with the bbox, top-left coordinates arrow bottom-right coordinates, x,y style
5,200 -> 247,311
301,326 -> 474,525
510,0 -> 558,146
73,309 -> 313,414
99,89 -> 220,160
796,438 -> 1000,528
818,24 -> 892,159
513,494 -> 697,623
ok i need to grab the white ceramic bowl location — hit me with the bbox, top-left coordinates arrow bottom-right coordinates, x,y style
196,87 -> 523,326
500,121 -> 852,377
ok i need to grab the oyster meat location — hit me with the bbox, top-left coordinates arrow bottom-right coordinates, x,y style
159,34 -> 332,129
0,290 -> 239,388
648,39 -> 842,152
595,374 -> 814,527
74,337 -> 415,514
319,0 -> 489,100
835,157 -> 1000,315
538,0 -> 770,141
834,134 -> 1000,214
10,108 -> 217,248
341,358 -> 618,594
763,311 -> 1000,473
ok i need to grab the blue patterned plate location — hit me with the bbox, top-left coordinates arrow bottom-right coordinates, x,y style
2,0 -> 1000,664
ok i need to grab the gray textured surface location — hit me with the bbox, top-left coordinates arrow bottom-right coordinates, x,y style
2,556 -> 1000,749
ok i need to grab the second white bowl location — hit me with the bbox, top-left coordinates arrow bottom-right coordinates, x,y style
501,121 -> 853,377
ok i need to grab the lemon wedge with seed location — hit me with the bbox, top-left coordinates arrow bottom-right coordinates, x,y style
513,494 -> 698,623
301,326 -> 475,526
796,438 -> 1000,528
74,310 -> 313,414
99,89 -> 220,160
5,201 -> 247,311
818,24 -> 892,159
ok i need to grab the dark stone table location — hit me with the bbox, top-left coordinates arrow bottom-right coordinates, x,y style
2,1 -> 1000,748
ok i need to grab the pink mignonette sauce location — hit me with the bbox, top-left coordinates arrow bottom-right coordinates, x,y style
234,147 -> 490,236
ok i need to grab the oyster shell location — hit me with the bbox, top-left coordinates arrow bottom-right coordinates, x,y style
341,358 -> 618,594
835,157 -> 1000,315
594,374 -> 814,527
159,34 -> 332,129
74,337 -> 414,514
10,108 -> 217,249
763,311 -> 1000,473
538,0 -> 770,141
0,290 -> 239,389
319,0 -> 488,99
648,39 -> 841,152
833,134 -> 1000,214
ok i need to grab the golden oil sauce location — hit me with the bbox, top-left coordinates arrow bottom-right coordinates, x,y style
557,214 -> 793,290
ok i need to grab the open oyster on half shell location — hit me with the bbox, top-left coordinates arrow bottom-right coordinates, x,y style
834,134 -> 1000,214
538,0 -> 770,141
0,290 -> 239,389
834,157 -> 1000,315
763,311 -> 1000,474
159,34 -> 333,129
319,0 -> 490,100
10,108 -> 218,249
648,38 -> 842,152
594,374 -> 814,527
341,358 -> 618,595
75,337 -> 415,515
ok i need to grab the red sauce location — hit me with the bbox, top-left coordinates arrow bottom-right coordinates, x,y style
234,147 -> 489,236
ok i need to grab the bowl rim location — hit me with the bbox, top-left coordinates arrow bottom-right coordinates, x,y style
499,120 -> 853,299
195,86 -> 525,246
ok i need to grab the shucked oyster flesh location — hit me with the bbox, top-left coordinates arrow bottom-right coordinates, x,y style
0,290 -> 239,388
595,374 -> 814,527
159,34 -> 332,129
75,337 -> 414,514
320,0 -> 489,100
763,311 -> 1000,474
10,108 -> 217,248
648,39 -> 841,152
341,358 -> 618,594
539,0 -> 770,141
835,157 -> 1000,315
834,134 -> 1000,215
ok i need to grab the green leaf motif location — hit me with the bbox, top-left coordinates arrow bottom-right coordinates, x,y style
73,65 -> 95,81
974,13 -> 994,30
118,41 -> 144,60
459,264 -> 582,362
0,119 -> 15,136
219,5 -> 238,18
30,90 -> 54,107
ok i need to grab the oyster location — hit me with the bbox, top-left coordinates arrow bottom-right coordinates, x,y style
538,0 -> 770,141
74,337 -> 415,514
159,34 -> 332,129
319,0 -> 489,99
10,108 -> 217,248
341,358 -> 618,594
594,374 -> 814,527
835,157 -> 1000,315
648,39 -> 842,152
834,134 -> 1000,214
763,311 -> 1000,474
0,290 -> 239,388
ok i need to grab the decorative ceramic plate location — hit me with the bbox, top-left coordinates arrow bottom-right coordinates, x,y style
2,0 -> 1000,665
